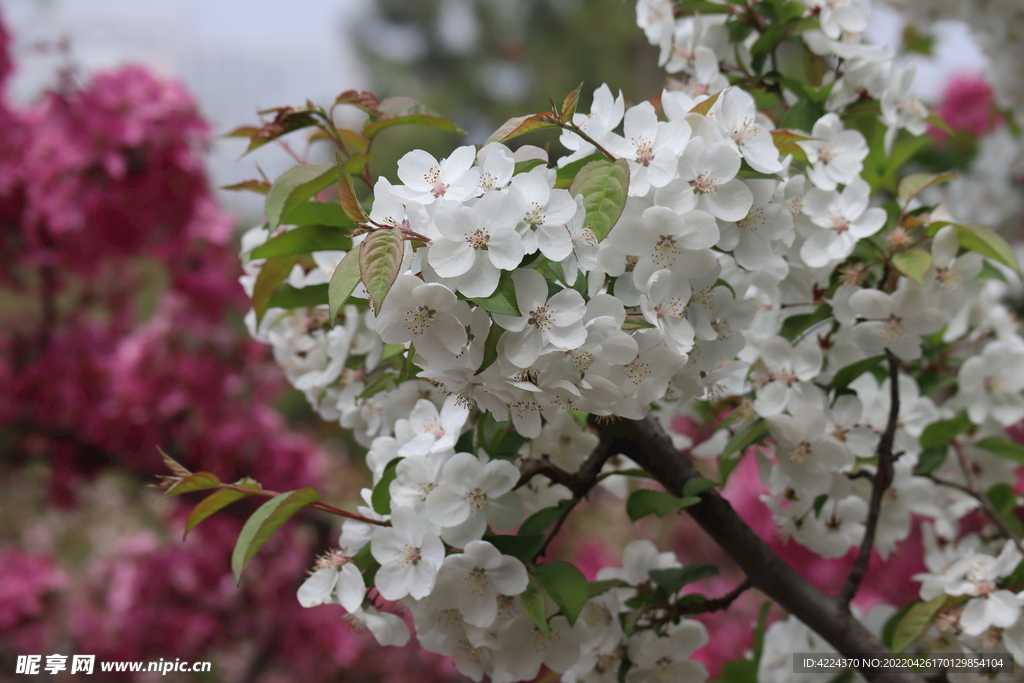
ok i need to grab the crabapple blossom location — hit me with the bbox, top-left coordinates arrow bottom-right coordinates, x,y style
431,540 -> 528,628
955,339 -> 1024,426
395,395 -> 469,456
425,452 -> 524,547
492,269 -> 587,368
297,560 -> 366,613
800,178 -> 886,267
370,506 -> 445,600
798,113 -> 869,191
427,191 -> 525,297
607,101 -> 691,197
656,136 -> 753,222
848,285 -> 946,361
394,146 -> 481,204
375,274 -> 470,363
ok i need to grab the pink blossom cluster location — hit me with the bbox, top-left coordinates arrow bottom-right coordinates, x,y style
0,11 -> 457,682
929,74 -> 1002,141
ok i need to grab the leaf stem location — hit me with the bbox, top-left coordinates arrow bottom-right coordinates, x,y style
218,483 -> 391,527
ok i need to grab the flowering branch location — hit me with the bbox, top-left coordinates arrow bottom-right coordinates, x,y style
592,414 -> 926,683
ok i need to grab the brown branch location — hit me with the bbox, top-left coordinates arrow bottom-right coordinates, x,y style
839,352 -> 900,606
522,438 -> 615,561
591,414 -> 926,683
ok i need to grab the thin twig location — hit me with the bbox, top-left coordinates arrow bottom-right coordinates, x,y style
559,121 -> 617,161
215,483 -> 391,527
530,438 -> 615,561
838,352 -> 900,606
951,439 -> 1024,556
679,578 -> 754,615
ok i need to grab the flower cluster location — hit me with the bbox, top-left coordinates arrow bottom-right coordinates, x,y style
234,0 -> 1024,679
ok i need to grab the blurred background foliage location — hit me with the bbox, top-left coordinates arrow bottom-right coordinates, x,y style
349,0 -> 661,181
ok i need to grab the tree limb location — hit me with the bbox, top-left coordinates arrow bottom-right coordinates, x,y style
591,414 -> 926,683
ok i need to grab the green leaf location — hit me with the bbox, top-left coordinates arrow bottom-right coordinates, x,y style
892,248 -> 933,285
675,0 -> 733,14
469,270 -> 521,316
736,166 -> 781,181
250,224 -> 353,260
184,485 -> 258,539
519,501 -> 570,537
897,171 -> 956,204
493,429 -> 529,461
720,419 -> 768,462
711,659 -> 758,683
372,457 -> 403,515
351,543 -> 380,587
363,97 -> 466,138
987,483 -> 1016,515
902,23 -> 934,55
232,488 -> 320,584
689,90 -> 722,116
489,534 -> 546,564
648,563 -> 719,594
587,578 -> 628,597
915,447 -> 947,476
253,255 -> 298,325
891,595 -> 950,653
831,354 -> 886,389
919,412 -> 972,450
485,113 -> 559,146
221,179 -> 271,195
359,228 -> 405,314
1004,558 -> 1024,589
621,317 -> 657,331
268,283 -> 329,310
561,82 -> 584,122
568,158 -> 629,242
882,602 -> 915,649
781,98 -> 823,133
750,21 -> 791,74
532,561 -> 589,626
626,489 -> 700,521
683,477 -> 716,498
752,601 -> 771,664
779,304 -> 832,341
520,576 -> 550,634
916,372 -> 958,397
926,111 -> 954,136
336,155 -> 369,224
281,201 -> 357,230
475,323 -> 504,375
265,164 -> 339,231
555,153 -> 603,186
976,437 -> 1024,465
953,223 -> 1021,273
328,248 -> 362,322
164,472 -> 221,497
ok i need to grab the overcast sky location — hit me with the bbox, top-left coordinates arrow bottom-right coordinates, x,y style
1,0 -> 990,222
